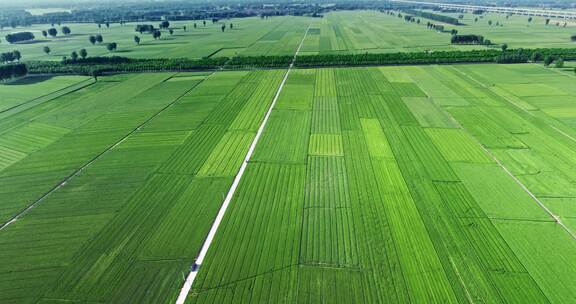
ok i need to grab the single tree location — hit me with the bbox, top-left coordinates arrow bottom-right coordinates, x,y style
43,46 -> 51,55
89,35 -> 96,45
203,20 -> 206,26
106,42 -> 117,52
134,35 -> 141,45
96,34 -> 103,43
451,29 -> 458,35
544,56 -> 554,66
79,48 -> 88,59
555,58 -> 564,68
221,24 -> 226,32
70,51 -> 78,61
571,34 -> 576,42
545,18 -> 550,25
105,22 -> 110,28
92,69 -> 100,82
169,29 -> 174,35
13,50 -> 21,62
153,30 -> 161,40
194,23 -> 197,28
528,17 -> 533,23
97,23 -> 102,28
531,51 -> 543,62
501,43 -> 508,51
48,28 -> 58,37
488,20 -> 492,26
42,30 -> 48,38
62,26 -> 71,35
230,23 -> 233,29
183,25 -> 187,31
160,20 -> 170,29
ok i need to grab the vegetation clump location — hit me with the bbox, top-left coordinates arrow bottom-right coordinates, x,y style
450,34 -> 489,45
5,32 -> 35,44
404,9 -> 461,25
0,63 -> 27,81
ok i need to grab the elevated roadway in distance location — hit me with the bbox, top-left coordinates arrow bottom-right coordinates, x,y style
391,0 -> 576,19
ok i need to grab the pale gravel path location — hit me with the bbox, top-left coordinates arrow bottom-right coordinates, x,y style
175,24 -> 311,304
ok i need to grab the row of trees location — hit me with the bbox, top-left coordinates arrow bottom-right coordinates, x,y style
426,22 -> 445,32
26,56 -> 228,76
295,48 -> 576,67
136,24 -> 156,34
403,15 -> 421,24
40,26 -> 71,38
532,52 -> 565,68
68,49 -> 89,61
0,63 -> 27,81
403,9 -> 461,25
89,35 -> 104,45
23,48 -> 576,76
450,34 -> 490,45
2,0 -> 389,30
5,32 -> 35,44
494,49 -> 574,67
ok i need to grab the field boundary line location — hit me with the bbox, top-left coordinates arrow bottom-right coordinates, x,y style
449,65 -> 576,144
477,142 -> 576,240
0,77 -> 95,115
175,24 -> 311,304
432,67 -> 576,239
0,78 -> 95,125
543,65 -> 576,80
0,73 -> 211,231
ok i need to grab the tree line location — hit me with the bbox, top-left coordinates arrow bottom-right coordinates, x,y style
20,48 -> 576,77
0,2 -> 328,29
451,34 -> 490,45
402,9 -> 461,25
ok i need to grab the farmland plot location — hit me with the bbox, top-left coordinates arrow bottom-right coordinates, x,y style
2,60 -> 576,303
188,65 -> 576,304
300,10 -> 576,55
0,76 -> 90,114
0,16 -> 310,61
0,69 -> 286,303
3,10 -> 575,62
